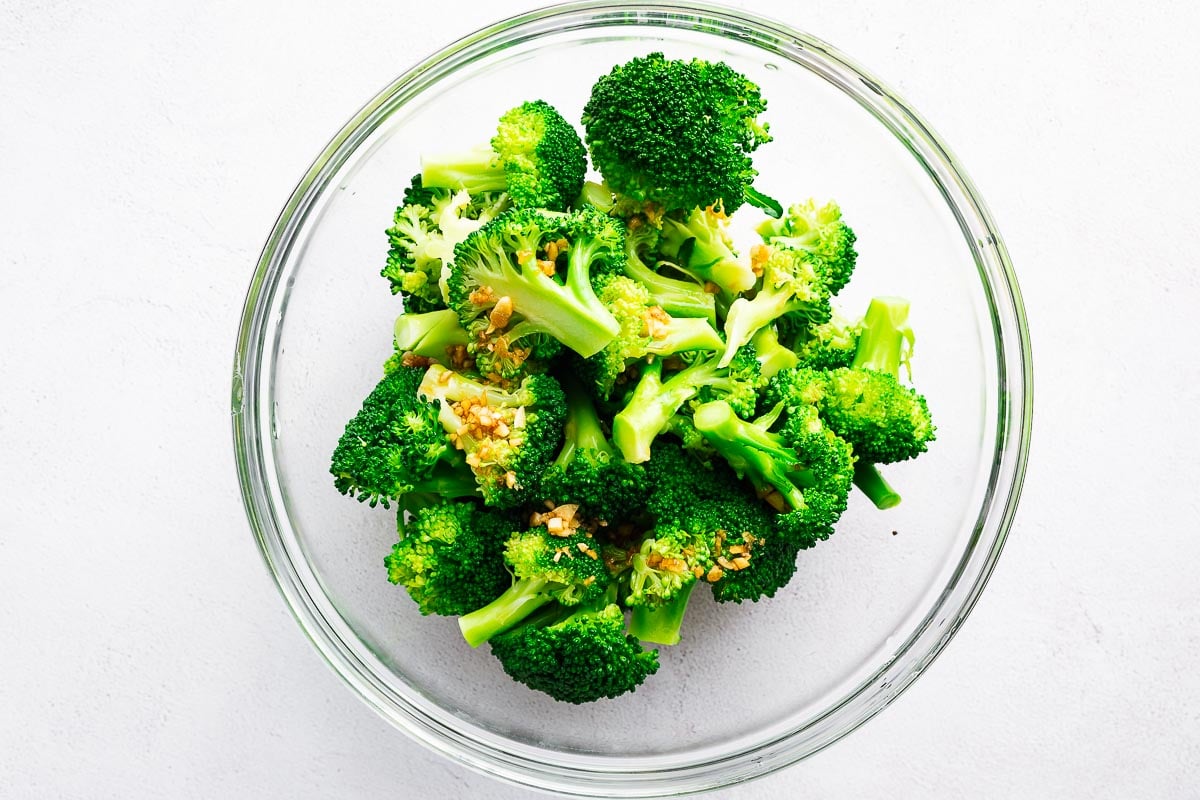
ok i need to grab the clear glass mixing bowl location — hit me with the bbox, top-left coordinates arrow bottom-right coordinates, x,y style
232,2 -> 1033,795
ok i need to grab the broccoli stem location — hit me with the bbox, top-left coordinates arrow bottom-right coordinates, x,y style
420,145 -> 507,194
853,462 -> 902,510
612,357 -> 723,463
624,238 -> 716,323
553,380 -> 613,469
751,326 -> 799,379
851,296 -> 912,375
393,310 -> 469,361
692,400 -> 811,510
629,581 -> 695,646
649,317 -> 725,355
458,577 -> 553,647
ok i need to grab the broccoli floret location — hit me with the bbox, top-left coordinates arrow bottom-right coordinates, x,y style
580,274 -> 724,399
489,598 -> 659,703
770,298 -> 935,467
390,309 -> 470,367
658,206 -> 757,296
757,199 -> 857,295
382,175 -> 510,312
330,364 -> 472,507
719,244 -> 834,368
789,308 -> 861,370
447,207 -> 624,359
421,100 -> 587,212
458,526 -> 611,647
622,218 -> 716,323
622,527 -> 711,645
539,378 -> 648,524
384,501 -> 520,616
611,346 -> 763,463
582,52 -> 774,214
692,399 -> 854,550
417,363 -> 565,508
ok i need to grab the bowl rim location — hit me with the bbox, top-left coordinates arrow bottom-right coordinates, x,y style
231,1 -> 1034,796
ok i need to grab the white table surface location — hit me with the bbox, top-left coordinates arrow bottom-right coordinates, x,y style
4,1 -> 1198,796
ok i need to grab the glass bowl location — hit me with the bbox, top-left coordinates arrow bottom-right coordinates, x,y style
231,2 -> 1033,796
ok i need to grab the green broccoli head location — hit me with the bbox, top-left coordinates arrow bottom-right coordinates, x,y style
447,207 -> 624,359
421,100 -> 586,213
381,175 -> 510,313
384,501 -> 520,616
582,52 -> 772,214
719,244 -> 833,368
330,364 -> 468,507
417,364 -> 566,508
787,308 -> 861,370
812,367 -> 936,464
580,274 -> 724,399
757,199 -> 858,295
539,379 -> 648,524
625,527 -> 711,608
458,525 -> 611,647
491,100 -> 588,211
489,602 -> 659,703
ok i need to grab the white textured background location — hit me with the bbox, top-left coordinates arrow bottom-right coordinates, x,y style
3,1 -> 1198,797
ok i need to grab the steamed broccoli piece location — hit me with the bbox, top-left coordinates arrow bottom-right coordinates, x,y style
658,206 -> 757,295
719,244 -> 833,368
622,218 -> 717,322
418,363 -> 565,508
382,175 -> 510,312
692,399 -> 854,550
789,308 -> 861,370
751,326 -> 799,380
458,526 -> 610,647
489,596 -> 659,703
385,501 -> 520,616
539,378 -> 648,524
582,52 -> 775,214
770,298 -> 935,468
421,100 -> 587,212
756,199 -> 858,295
390,309 -> 470,366
447,207 -> 624,359
611,347 -> 763,463
623,527 -> 710,645
580,274 -> 724,399
330,364 -> 472,508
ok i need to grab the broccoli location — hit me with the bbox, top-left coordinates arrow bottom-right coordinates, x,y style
611,346 -> 763,463
622,218 -> 717,323
421,100 -> 587,212
788,308 -> 861,370
580,273 -> 724,399
756,199 -> 858,295
458,525 -> 611,647
330,364 -> 474,507
381,175 -> 510,312
447,206 -> 624,359
417,363 -> 565,508
692,399 -> 854,550
582,52 -> 775,214
539,378 -> 648,524
658,206 -> 757,296
489,595 -> 659,703
751,325 -> 799,380
623,527 -> 711,645
719,243 -> 834,368
770,298 -> 935,466
391,309 -> 470,366
385,501 -> 521,616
